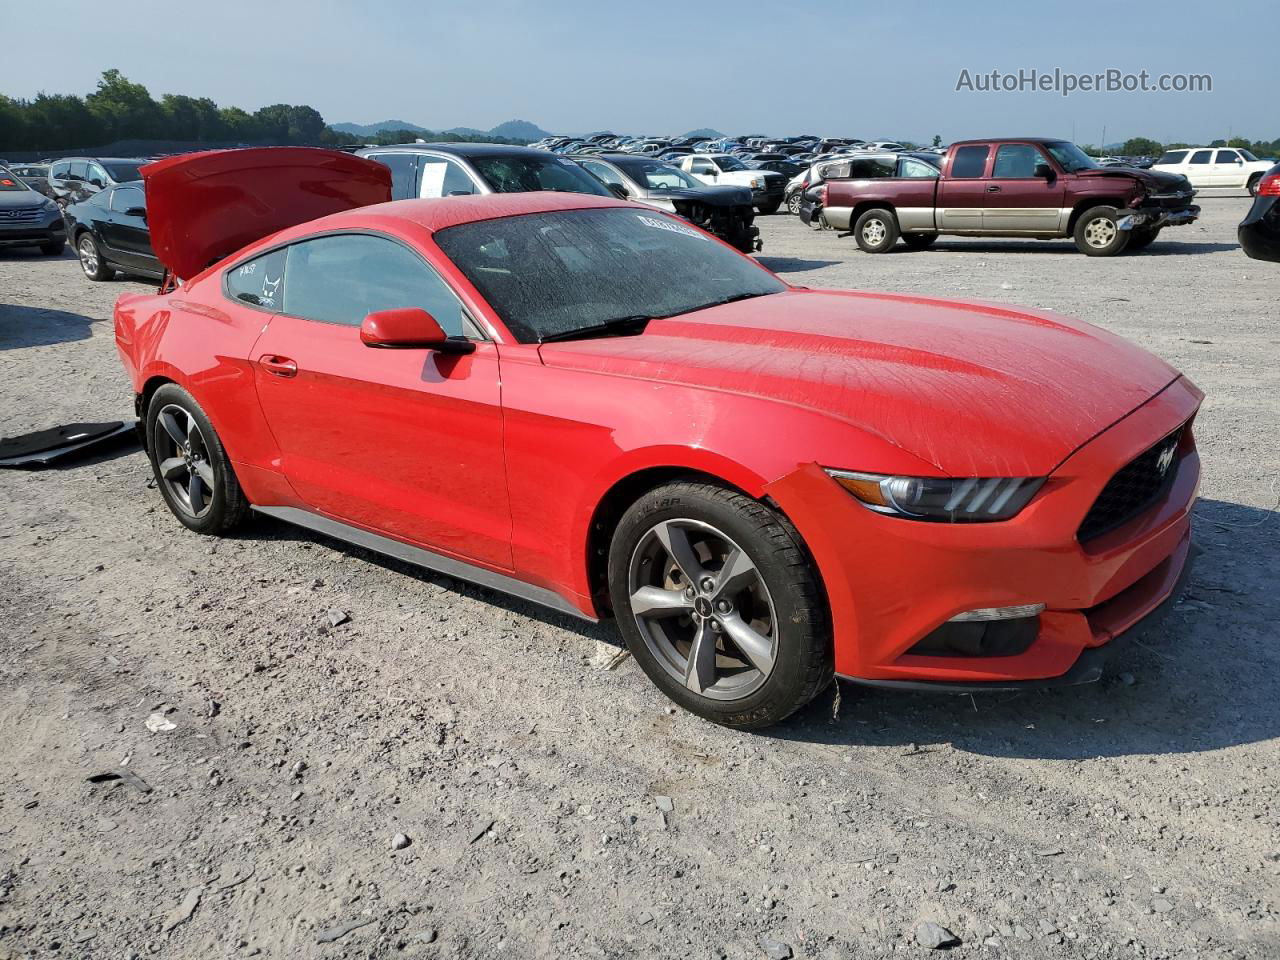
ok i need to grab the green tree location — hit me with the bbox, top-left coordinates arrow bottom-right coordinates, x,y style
931,134 -> 942,148
161,94 -> 224,141
0,95 -> 30,151
1120,137 -> 1163,156
23,93 -> 106,150
85,69 -> 164,140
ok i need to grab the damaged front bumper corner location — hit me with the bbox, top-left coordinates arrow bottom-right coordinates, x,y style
1117,205 -> 1200,231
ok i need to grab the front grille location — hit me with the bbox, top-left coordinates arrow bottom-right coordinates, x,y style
0,206 -> 45,223
1078,426 -> 1184,542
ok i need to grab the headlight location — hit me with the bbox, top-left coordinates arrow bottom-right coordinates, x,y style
826,470 -> 1044,522
42,196 -> 57,209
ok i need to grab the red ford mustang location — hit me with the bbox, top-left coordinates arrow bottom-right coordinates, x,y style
114,148 -> 1201,728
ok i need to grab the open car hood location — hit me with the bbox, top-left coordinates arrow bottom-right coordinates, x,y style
141,148 -> 391,280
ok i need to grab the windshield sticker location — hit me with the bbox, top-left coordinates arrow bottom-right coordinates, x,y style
635,214 -> 709,241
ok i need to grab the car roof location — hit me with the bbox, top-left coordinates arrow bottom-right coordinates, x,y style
362,142 -> 559,158
948,138 -> 1060,146
288,191 -> 632,239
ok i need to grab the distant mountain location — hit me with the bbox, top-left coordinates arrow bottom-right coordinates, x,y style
489,119 -> 552,140
682,127 -> 725,139
331,118 -> 553,142
330,119 -> 431,137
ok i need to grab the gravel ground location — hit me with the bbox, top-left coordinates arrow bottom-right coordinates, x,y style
1,195 -> 1277,960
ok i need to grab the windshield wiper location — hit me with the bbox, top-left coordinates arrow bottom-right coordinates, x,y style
692,290 -> 776,312
539,314 -> 655,344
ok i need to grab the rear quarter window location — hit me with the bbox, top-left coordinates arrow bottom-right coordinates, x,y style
226,248 -> 288,310
950,145 -> 990,178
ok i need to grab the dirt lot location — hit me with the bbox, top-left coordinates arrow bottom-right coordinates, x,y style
1,195 -> 1277,960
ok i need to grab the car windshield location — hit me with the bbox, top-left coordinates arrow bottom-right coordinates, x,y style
468,154 -> 613,197
102,162 -> 143,182
434,207 -> 786,343
1043,142 -> 1098,173
713,155 -> 748,171
619,160 -> 703,191
0,169 -> 29,191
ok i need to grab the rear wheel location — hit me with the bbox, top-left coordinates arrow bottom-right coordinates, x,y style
77,234 -> 112,280
853,208 -> 900,253
901,233 -> 938,250
608,480 -> 831,728
1073,206 -> 1130,257
145,384 -> 250,535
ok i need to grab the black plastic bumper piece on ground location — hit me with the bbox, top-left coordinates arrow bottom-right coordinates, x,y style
839,543 -> 1194,695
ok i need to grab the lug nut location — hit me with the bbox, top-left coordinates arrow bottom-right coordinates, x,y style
700,577 -> 715,593
716,600 -> 731,613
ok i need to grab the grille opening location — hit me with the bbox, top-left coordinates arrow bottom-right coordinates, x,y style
1078,426 -> 1184,543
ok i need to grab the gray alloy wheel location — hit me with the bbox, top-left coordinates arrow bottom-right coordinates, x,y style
787,192 -> 803,215
1248,173 -> 1262,197
1073,205 -> 1129,256
1082,215 -> 1117,249
78,234 -> 110,280
627,518 -> 778,701
153,403 -> 217,519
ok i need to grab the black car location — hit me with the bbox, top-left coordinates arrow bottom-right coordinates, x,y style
46,156 -> 147,208
1239,162 -> 1280,262
356,143 -> 614,200
748,159 -> 804,178
6,163 -> 54,197
0,165 -> 65,255
572,153 -> 761,252
64,181 -> 162,281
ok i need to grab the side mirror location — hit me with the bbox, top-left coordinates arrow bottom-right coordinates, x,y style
1034,162 -> 1054,181
360,308 -> 475,354
124,206 -> 146,219
607,182 -> 629,200
90,178 -> 104,188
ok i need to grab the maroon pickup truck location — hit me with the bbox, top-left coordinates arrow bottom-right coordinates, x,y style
822,138 -> 1199,256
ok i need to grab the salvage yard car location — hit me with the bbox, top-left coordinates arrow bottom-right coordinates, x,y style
0,164 -> 65,255
356,143 -> 613,200
116,147 -> 1202,729
1238,162 -> 1280,261
824,138 -> 1199,256
65,180 -> 162,281
1152,147 -> 1273,195
676,153 -> 787,215
46,156 -> 145,209
572,153 -> 761,252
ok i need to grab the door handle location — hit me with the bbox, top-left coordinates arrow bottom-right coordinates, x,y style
259,354 -> 298,378
985,185 -> 1002,192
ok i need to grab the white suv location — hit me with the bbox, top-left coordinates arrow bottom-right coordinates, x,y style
677,154 -> 786,214
1151,147 -> 1273,195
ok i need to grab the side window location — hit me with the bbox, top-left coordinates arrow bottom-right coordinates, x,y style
1215,150 -> 1240,163
68,160 -> 89,182
899,158 -> 940,179
846,157 -> 897,178
418,158 -> 477,198
1157,150 -> 1188,165
579,160 -> 624,188
367,153 -> 417,199
110,186 -> 144,213
50,161 -> 69,180
950,145 -> 990,178
690,159 -> 715,175
992,144 -> 1043,178
1189,150 -> 1212,164
282,234 -> 466,335
86,162 -> 108,186
226,248 -> 288,310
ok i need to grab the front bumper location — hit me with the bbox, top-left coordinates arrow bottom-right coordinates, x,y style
0,212 -> 65,247
751,183 -> 785,207
764,377 -> 1203,687
1117,205 -> 1199,231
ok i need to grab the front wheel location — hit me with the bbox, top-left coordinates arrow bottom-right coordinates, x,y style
1247,174 -> 1263,197
146,384 -> 250,535
77,234 -> 112,280
853,208 -> 900,253
756,202 -> 780,216
608,481 -> 831,729
1073,206 -> 1130,257
786,192 -> 803,216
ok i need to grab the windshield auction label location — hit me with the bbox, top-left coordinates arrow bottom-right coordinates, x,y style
635,214 -> 709,241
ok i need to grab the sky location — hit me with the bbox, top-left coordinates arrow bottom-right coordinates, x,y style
1,0 -> 1271,145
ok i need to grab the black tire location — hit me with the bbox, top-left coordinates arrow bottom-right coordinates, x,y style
901,233 -> 938,250
1072,205 -> 1130,256
756,202 -> 781,216
145,384 -> 250,535
1247,173 -> 1263,197
1127,227 -> 1162,252
76,233 -> 113,281
786,191 -> 803,216
853,208 -> 900,253
608,480 -> 831,729
39,239 -> 65,256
